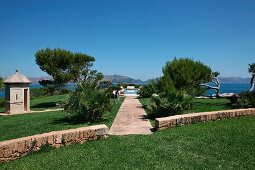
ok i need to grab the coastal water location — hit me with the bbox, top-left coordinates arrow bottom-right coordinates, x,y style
0,83 -> 251,98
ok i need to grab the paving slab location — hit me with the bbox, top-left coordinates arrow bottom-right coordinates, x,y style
109,96 -> 153,135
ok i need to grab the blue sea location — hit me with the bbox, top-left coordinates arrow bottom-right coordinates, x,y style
0,83 -> 251,98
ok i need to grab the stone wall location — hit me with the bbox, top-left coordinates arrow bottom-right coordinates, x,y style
155,108 -> 255,130
0,124 -> 109,162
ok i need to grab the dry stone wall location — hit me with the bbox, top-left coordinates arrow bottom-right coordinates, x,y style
0,124 -> 109,162
155,108 -> 255,130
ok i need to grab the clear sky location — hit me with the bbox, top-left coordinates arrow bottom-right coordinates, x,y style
0,0 -> 255,80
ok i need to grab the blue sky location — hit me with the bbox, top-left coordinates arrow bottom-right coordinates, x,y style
0,0 -> 255,80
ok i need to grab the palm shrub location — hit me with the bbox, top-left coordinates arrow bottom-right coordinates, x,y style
139,84 -> 155,98
65,81 -> 113,123
148,90 -> 193,117
237,91 -> 255,108
0,98 -> 4,108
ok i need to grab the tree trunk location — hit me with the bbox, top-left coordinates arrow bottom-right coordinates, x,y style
249,75 -> 255,92
199,77 -> 220,98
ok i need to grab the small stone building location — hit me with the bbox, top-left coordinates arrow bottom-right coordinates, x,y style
4,70 -> 31,114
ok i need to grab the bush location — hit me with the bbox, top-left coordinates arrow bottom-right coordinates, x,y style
237,91 -> 255,108
138,84 -> 156,98
162,58 -> 212,95
148,90 -> 193,117
59,88 -> 72,95
30,88 -> 48,98
0,98 -> 4,108
64,81 -> 113,123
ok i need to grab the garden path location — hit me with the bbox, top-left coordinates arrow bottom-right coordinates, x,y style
109,96 -> 153,135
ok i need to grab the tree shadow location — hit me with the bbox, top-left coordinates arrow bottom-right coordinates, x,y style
31,102 -> 57,109
52,115 -> 90,125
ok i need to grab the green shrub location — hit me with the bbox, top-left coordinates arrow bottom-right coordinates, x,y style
64,81 -> 113,123
30,88 -> 48,98
0,98 -> 5,108
148,90 -> 193,117
59,88 -> 72,95
161,58 -> 212,95
237,91 -> 255,108
138,84 -> 155,98
31,87 -> 72,98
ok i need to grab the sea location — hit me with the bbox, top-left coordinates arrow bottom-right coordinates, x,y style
0,83 -> 251,98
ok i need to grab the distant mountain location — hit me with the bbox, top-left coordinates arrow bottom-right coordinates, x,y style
28,76 -> 52,84
219,77 -> 250,83
104,75 -> 145,84
26,75 -> 252,84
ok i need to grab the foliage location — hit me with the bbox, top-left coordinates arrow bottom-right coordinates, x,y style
212,71 -> 220,77
161,58 -> 212,96
0,76 -> 3,90
30,87 -> 71,98
59,88 -> 72,95
0,98 -> 4,108
38,80 -> 57,95
237,91 -> 255,108
30,88 -> 48,98
148,90 -> 193,117
0,95 -> 123,141
35,48 -> 97,94
65,81 -> 113,123
248,63 -> 255,75
138,82 -> 156,98
118,83 -> 140,89
140,98 -> 232,122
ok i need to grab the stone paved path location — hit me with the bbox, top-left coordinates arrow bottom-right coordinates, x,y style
109,96 -> 153,135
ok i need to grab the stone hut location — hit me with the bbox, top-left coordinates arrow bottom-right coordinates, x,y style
4,70 -> 31,114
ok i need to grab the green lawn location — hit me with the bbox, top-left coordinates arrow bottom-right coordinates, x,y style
30,95 -> 67,111
188,98 -> 232,113
0,95 -> 67,112
1,116 -> 255,169
139,98 -> 233,127
139,97 -> 232,114
0,96 -> 124,141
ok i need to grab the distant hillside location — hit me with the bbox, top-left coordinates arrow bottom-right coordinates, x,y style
219,77 -> 250,83
26,75 -> 251,84
104,75 -> 145,84
28,76 -> 52,84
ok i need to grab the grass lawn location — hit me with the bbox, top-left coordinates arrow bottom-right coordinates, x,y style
0,95 -> 67,112
30,95 -> 67,111
139,98 -> 233,127
0,96 -> 124,141
139,97 -> 232,114
188,98 -> 233,113
1,116 -> 255,169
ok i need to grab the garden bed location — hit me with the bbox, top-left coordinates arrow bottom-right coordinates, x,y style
0,95 -> 124,141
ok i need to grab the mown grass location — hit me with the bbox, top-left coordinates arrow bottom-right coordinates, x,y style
139,97 -> 232,114
0,95 -> 67,112
1,116 -> 255,169
0,96 -> 124,141
30,95 -> 67,111
188,98 -> 232,113
139,98 -> 233,127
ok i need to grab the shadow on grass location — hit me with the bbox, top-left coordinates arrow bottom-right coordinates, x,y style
52,115 -> 90,125
31,102 -> 57,109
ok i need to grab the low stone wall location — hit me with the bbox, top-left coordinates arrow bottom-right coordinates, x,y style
155,108 -> 255,130
0,124 -> 109,162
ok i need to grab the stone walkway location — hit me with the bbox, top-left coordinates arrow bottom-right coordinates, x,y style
109,96 -> 153,135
